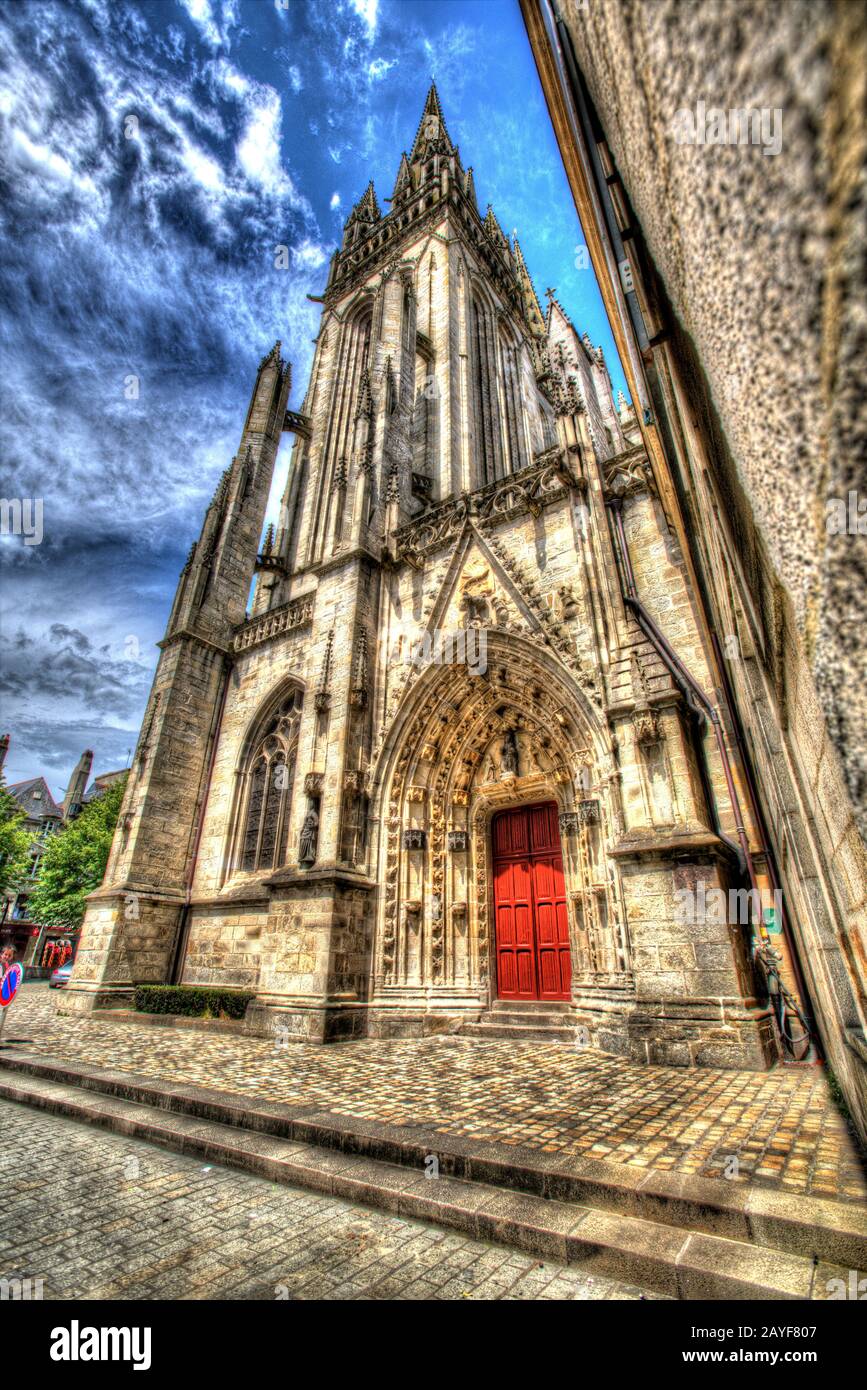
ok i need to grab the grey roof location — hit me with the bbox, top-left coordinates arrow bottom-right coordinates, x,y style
83,769 -> 127,802
6,777 -> 63,821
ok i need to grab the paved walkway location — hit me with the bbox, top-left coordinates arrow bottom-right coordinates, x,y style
0,1100 -> 659,1300
5,984 -> 866,1204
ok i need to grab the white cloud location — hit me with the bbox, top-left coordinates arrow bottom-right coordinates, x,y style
288,65 -> 302,94
350,0 -> 378,40
367,56 -> 394,82
8,128 -> 99,198
177,0 -> 221,48
329,191 -> 341,210
182,142 -> 224,193
294,238 -> 328,269
212,57 -> 249,96
236,86 -> 292,194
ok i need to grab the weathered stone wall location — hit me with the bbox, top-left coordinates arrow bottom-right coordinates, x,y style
529,0 -> 866,1129
558,0 -> 866,836
182,904 -> 264,991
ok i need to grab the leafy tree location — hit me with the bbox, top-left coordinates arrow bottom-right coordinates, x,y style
0,785 -> 32,898
28,777 -> 127,930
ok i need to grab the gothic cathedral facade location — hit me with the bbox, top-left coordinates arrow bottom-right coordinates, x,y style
63,88 -> 786,1068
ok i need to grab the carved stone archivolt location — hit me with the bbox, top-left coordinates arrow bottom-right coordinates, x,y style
370,634 -> 631,995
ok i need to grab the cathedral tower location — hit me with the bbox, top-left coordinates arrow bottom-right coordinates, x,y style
63,87 -> 791,1066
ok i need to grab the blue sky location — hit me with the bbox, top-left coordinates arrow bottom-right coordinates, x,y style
0,0 -> 626,797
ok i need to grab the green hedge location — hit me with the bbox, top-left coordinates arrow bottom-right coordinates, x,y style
134,985 -> 254,1021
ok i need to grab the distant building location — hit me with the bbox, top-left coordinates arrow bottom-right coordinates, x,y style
0,742 -> 123,967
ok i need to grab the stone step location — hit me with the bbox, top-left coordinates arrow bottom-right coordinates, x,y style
0,1065 -> 852,1300
1,1050 -> 865,1275
460,1021 -> 578,1043
490,1000 -> 573,1015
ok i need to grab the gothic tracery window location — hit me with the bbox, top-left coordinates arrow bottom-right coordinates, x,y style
497,323 -> 526,475
236,688 -> 302,873
471,290 -> 503,485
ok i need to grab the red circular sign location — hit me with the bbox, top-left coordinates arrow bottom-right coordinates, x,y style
1,963 -> 23,1006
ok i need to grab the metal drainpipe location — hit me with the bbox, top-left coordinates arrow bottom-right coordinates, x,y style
170,654 -> 231,985
607,497 -> 759,895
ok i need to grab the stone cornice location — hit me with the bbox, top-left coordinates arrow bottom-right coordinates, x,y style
309,545 -> 381,578
609,829 -> 740,863
232,594 -> 315,655
158,627 -> 233,658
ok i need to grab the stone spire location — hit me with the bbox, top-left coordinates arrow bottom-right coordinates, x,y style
391,152 -> 413,206
167,342 -> 292,641
463,165 -> 478,211
483,204 -> 509,253
408,82 -> 455,164
513,238 -> 546,338
62,748 -> 93,820
347,180 -> 381,227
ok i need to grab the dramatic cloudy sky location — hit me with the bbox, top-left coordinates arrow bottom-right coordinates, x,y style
0,0 -> 626,798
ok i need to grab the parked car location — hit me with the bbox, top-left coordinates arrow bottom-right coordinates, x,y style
49,961 -> 73,988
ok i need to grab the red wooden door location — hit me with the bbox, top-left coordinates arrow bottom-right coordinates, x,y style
492,803 -> 571,1001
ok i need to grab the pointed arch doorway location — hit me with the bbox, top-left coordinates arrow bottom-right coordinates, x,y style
492,801 -> 571,1001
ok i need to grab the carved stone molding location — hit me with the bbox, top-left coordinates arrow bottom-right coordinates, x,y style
602,447 -> 655,501
343,770 -> 363,797
393,451 -> 576,564
633,707 -> 661,745
577,798 -> 600,825
233,595 -> 314,654
304,772 -> 324,797
402,828 -> 426,850
447,830 -> 468,852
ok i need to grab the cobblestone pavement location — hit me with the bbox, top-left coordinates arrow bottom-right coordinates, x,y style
6,984 -> 866,1203
0,1100 -> 662,1300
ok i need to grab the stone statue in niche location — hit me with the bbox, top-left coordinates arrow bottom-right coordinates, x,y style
483,753 -> 498,782
299,804 -> 319,864
500,730 -> 519,778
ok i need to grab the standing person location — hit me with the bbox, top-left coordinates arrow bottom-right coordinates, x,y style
0,944 -> 18,1042
0,944 -> 14,982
